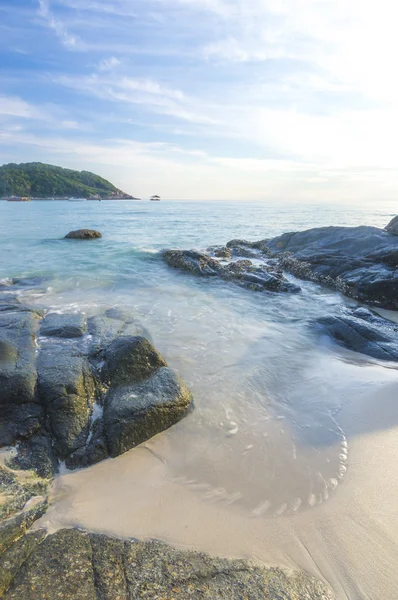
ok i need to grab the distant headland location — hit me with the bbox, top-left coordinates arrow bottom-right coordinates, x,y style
0,162 -> 138,200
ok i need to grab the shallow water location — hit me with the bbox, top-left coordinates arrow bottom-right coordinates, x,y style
2,199 -> 398,598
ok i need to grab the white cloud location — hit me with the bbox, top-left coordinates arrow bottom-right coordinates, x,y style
98,57 -> 121,71
37,0 -> 84,49
0,96 -> 40,118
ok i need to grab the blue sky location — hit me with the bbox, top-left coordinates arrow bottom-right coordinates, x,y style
0,0 -> 397,200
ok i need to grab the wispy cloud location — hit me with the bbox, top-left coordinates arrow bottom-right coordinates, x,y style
37,0 -> 84,49
98,56 -> 121,71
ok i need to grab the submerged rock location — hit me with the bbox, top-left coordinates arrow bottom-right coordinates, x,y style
162,249 -> 300,294
64,229 -> 102,239
0,528 -> 335,600
314,307 -> 398,362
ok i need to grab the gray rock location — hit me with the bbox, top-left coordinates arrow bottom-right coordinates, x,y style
1,529 -> 335,599
162,249 -> 300,294
0,404 -> 42,447
385,215 -> 398,235
104,367 -> 192,457
65,418 -> 108,469
40,312 -> 86,338
262,225 -> 398,309
7,434 -> 57,479
37,341 -> 95,459
64,229 -> 102,240
0,312 -> 39,407
103,335 -> 167,387
163,249 -> 223,276
210,246 -> 233,259
314,307 -> 398,361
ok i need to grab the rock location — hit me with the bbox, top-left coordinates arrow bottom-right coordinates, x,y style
1,529 -> 335,599
104,367 -> 192,457
0,530 -> 46,597
0,499 -> 47,555
3,528 -> 97,600
261,225 -> 398,309
103,335 -> 167,386
0,466 -> 48,521
163,249 -> 223,276
163,249 -> 300,294
314,307 -> 398,361
211,246 -> 233,259
0,404 -> 42,447
64,229 -> 102,240
0,312 -> 39,407
385,215 -> 398,235
65,418 -> 108,469
7,434 -> 57,479
37,341 -> 95,460
0,303 -> 192,472
40,313 -> 86,338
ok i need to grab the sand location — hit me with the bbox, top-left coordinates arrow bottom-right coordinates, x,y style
35,379 -> 398,600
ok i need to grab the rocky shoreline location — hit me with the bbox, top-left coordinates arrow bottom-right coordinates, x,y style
1,219 -> 397,598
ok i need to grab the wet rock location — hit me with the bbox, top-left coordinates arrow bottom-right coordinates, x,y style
211,246 -> 233,259
263,225 -> 398,309
65,418 -> 108,469
0,404 -> 42,448
385,215 -> 398,236
3,528 -> 97,600
1,529 -> 335,599
7,434 -> 57,479
64,229 -> 102,240
0,530 -> 46,597
163,249 -> 222,276
0,302 -> 192,472
0,312 -> 39,407
40,312 -> 86,338
0,466 -> 48,521
0,499 -> 47,556
314,307 -> 398,361
163,249 -> 300,294
37,341 -> 95,459
105,367 -> 192,457
103,335 -> 167,387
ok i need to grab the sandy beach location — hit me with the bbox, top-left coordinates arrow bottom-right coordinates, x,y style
37,380 -> 398,600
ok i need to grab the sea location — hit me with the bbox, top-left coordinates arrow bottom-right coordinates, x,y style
1,199 -> 398,599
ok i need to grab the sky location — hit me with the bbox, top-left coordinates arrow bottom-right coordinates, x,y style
0,0 -> 397,200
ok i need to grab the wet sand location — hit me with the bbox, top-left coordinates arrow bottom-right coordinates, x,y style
37,381 -> 398,600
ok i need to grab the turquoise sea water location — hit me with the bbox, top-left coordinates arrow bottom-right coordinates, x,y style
1,199 -> 398,515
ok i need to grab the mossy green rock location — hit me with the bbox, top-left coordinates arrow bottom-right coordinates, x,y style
103,335 -> 167,386
1,529 -> 335,599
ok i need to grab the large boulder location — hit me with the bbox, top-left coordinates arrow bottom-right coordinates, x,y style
0,529 -> 335,600
37,341 -> 96,460
0,300 -> 193,472
104,366 -> 192,457
0,312 -> 39,407
254,225 -> 398,309
314,307 -> 398,362
385,215 -> 398,236
64,229 -> 102,239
